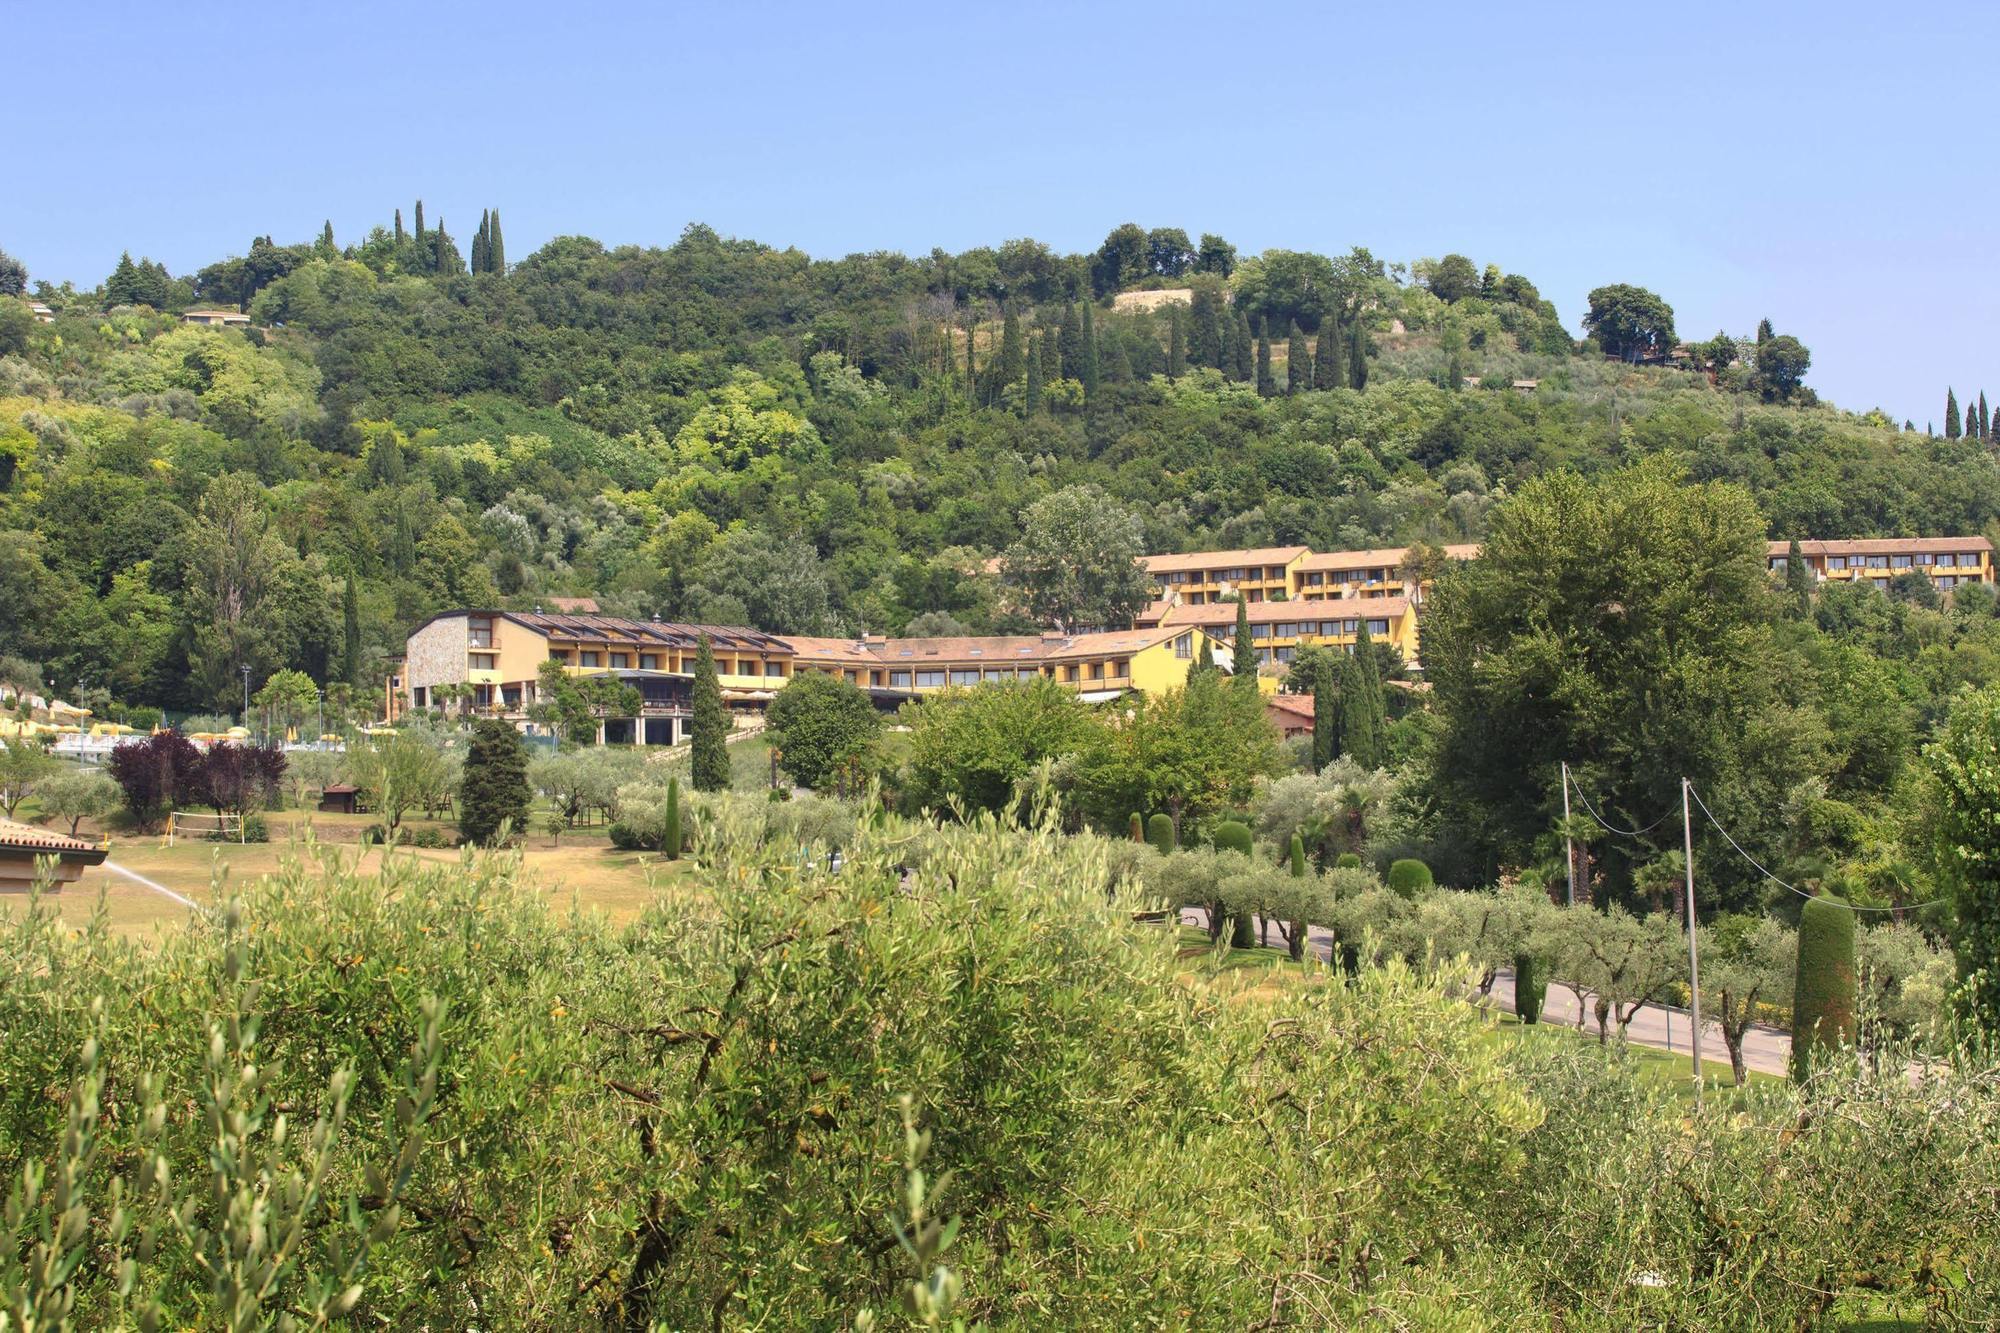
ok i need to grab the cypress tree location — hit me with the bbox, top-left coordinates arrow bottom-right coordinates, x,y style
999,306 -> 1024,387
1790,893 -> 1857,1081
690,635 -> 730,791
1167,305 -> 1186,379
319,220 -> 335,253
1784,538 -> 1812,616
1190,635 -> 1216,681
1314,316 -> 1344,390
388,505 -> 417,576
1756,317 -> 1773,344
1312,653 -> 1341,771
1286,320 -> 1309,395
413,200 -> 426,259
1080,302 -> 1100,399
1341,621 -> 1385,768
1129,811 -> 1144,842
1024,332 -> 1042,415
487,208 -> 505,272
1290,833 -> 1307,877
1039,320 -> 1060,381
459,718 -> 531,845
1232,596 -> 1259,699
1348,321 -> 1369,391
433,217 -> 455,274
341,570 -> 362,685
1980,390 -> 1991,441
393,208 -> 405,244
470,211 -> 489,275
963,318 -> 977,393
1945,388 -> 1961,439
664,776 -> 682,859
1514,954 -> 1545,1023
1103,336 -> 1133,384
1058,302 -> 1082,380
1254,318 -> 1275,397
1217,304 -> 1237,378
1190,287 -> 1223,369
1232,309 -> 1255,381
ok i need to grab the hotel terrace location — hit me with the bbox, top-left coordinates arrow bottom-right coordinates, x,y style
1137,596 -> 1421,671
1766,537 -> 1993,592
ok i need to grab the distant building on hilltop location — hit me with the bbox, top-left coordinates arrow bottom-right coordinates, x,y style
181,309 -> 250,328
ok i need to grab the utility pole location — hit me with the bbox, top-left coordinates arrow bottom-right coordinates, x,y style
1561,761 -> 1575,907
1681,777 -> 1705,1104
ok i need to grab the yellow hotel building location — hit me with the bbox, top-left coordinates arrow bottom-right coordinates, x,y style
1767,538 -> 1993,592
1141,546 -> 1311,605
1137,596 -> 1422,673
781,625 -> 1219,700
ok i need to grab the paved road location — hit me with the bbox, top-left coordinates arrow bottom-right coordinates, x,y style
1179,910 -> 1791,1080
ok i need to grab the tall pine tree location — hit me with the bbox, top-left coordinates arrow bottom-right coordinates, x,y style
1314,317 -> 1344,390
1311,652 -> 1341,771
1232,596 -> 1259,700
1080,302 -> 1100,400
1286,320 -> 1309,395
1254,319 -> 1275,397
1039,320 -> 1059,381
1946,388 -> 1962,439
690,635 -> 730,792
1341,621 -> 1385,768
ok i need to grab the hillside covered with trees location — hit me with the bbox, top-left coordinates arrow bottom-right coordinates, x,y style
3,210 -> 1994,719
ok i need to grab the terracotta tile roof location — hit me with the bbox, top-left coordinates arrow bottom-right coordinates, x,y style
1143,546 -> 1310,575
1295,543 -> 1480,573
0,818 -> 104,856
1267,694 -> 1316,720
508,612 -> 790,653
1156,597 -> 1413,628
781,625 -> 1197,669
1768,537 -> 1992,557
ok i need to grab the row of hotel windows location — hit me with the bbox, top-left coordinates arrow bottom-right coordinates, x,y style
543,648 -> 789,677
1227,619 -> 1393,641
1162,568 -> 1397,589
833,659 -> 1132,688
1769,554 -> 1982,571
1158,566 -> 1289,585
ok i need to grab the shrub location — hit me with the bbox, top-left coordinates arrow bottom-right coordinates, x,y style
1212,820 -> 1253,855
1514,952 -> 1545,1024
1147,812 -> 1176,854
1336,852 -> 1363,869
767,673 -> 881,791
1791,893 -> 1858,1081
1290,833 -> 1307,878
460,719 -> 531,845
608,820 -> 644,851
1129,811 -> 1144,842
1387,858 -> 1434,898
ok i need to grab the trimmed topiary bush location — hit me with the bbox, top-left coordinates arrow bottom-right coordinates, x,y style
1386,858 -> 1433,899
1289,833 -> 1306,878
1212,821 -> 1253,856
1147,813 -> 1176,855
1130,812 -> 1144,842
1335,852 -> 1363,869
1514,953 -> 1545,1024
1790,893 -> 1857,1081
664,777 -> 682,861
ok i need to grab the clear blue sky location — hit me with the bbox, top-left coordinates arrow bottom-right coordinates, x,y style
7,1 -> 1993,426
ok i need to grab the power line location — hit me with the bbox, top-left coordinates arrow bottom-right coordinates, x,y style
1683,782 -> 1945,914
1562,769 -> 1673,838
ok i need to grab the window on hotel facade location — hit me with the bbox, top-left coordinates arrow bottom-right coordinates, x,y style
580,651 -> 601,668
1936,554 -> 1956,567
949,669 -> 979,686
1938,576 -> 1957,589
610,653 -> 629,668
1276,646 -> 1296,663
1275,622 -> 1298,637
1866,556 -> 1888,569
890,671 -> 912,688
1304,572 -> 1324,586
1251,624 -> 1271,640
1066,665 -> 1080,681
639,654 -> 658,671
1112,659 -> 1128,677
468,617 -> 494,648
1174,634 -> 1192,658
469,653 -> 496,670
983,668 -> 1009,681
1088,662 -> 1104,679
413,686 -> 427,707
916,670 -> 946,688
1769,558 -> 1786,570
767,661 -> 785,676
1892,555 -> 1912,569
1827,557 -> 1847,570
1368,619 -> 1390,636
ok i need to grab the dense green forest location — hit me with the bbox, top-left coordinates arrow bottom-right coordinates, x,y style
3,210 -> 1995,719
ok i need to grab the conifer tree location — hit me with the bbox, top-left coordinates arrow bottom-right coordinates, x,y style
1217,304 -> 1237,378
1784,538 -> 1812,616
394,208 -> 405,244
1232,309 -> 1255,381
1756,317 -> 1773,344
487,209 -> 504,272
341,571 -> 362,684
103,252 -> 142,308
1039,320 -> 1059,381
319,220 -> 336,254
1232,596 -> 1259,699
1348,321 -> 1369,391
1191,635 -> 1216,681
1980,391 -> 1991,441
1311,654 -> 1341,771
999,306 -> 1024,387
1189,287 -> 1223,369
964,317 -> 977,393
413,199 -> 426,259
1080,302 -> 1100,399
1341,622 -> 1385,768
434,218 -> 459,275
1314,317 -> 1344,390
1286,320 -> 1309,395
470,211 -> 489,275
1946,388 -> 1962,439
388,505 -> 417,576
1254,319 -> 1275,397
690,635 -> 730,792
1167,305 -> 1186,379
459,718 -> 531,846
1024,332 -> 1042,415
1058,302 -> 1082,380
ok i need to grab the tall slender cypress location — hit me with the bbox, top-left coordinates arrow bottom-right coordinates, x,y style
1232,309 -> 1255,381
1232,596 -> 1258,699
1058,302 -> 1082,380
690,635 -> 730,791
320,220 -> 335,253
1314,317 -> 1344,390
1980,391 -> 1991,441
1190,287 -> 1223,369
1311,653 -> 1340,770
1946,388 -> 1962,440
999,306 -> 1024,387
471,211 -> 490,275
964,317 -> 977,392
393,208 -> 405,244
487,209 -> 504,272
1167,305 -> 1186,379
1348,321 -> 1369,392
1024,332 -> 1042,415
1254,319 -> 1275,397
1039,319 -> 1059,380
1217,304 -> 1237,378
1784,538 -> 1812,616
413,199 -> 426,258
1080,302 -> 1100,399
1286,320 -> 1309,395
1341,622 -> 1386,769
